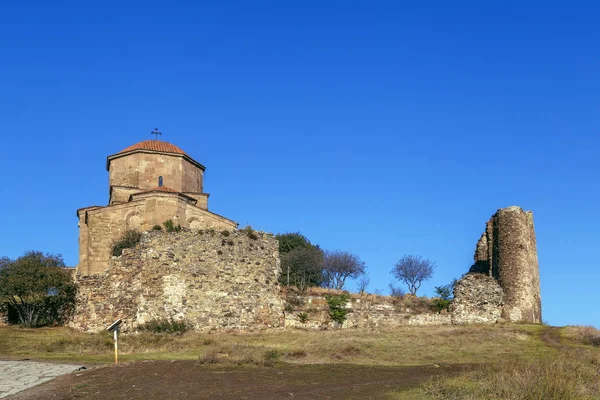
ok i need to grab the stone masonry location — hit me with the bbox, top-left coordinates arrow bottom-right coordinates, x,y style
453,206 -> 542,324
77,140 -> 237,277
70,229 -> 283,333
284,290 -> 451,329
450,274 -> 504,324
0,361 -> 82,399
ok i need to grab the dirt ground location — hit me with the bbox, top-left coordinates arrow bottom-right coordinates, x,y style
10,361 -> 468,400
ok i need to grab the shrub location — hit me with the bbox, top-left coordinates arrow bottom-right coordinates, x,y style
152,224 -> 162,231
221,230 -> 230,237
286,350 -> 307,359
284,303 -> 295,312
263,349 -> 280,361
111,230 -> 142,256
0,251 -> 77,327
163,219 -> 182,233
389,283 -> 406,299
141,318 -> 189,334
431,298 -> 452,313
325,293 -> 351,325
243,226 -> 259,240
298,312 -> 309,323
565,326 -> 600,347
198,347 -> 220,364
424,350 -> 600,399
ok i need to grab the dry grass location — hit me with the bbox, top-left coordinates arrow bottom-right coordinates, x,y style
0,324 -> 548,365
197,344 -> 281,367
563,325 -> 600,347
422,349 -> 600,399
4,324 -> 599,399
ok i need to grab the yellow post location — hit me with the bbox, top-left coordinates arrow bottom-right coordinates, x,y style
114,328 -> 119,365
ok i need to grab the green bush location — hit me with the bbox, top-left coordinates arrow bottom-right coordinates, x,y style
298,312 -> 309,323
325,293 -> 351,325
263,349 -> 280,361
163,219 -> 182,233
221,230 -> 230,237
431,298 -> 452,313
152,224 -> 162,231
141,318 -> 189,334
0,251 -> 77,327
111,230 -> 142,256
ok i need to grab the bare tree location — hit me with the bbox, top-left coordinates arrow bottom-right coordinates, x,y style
357,274 -> 370,294
391,255 -> 435,296
322,250 -> 366,290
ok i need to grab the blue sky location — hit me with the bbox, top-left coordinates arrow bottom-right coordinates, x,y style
0,1 -> 598,328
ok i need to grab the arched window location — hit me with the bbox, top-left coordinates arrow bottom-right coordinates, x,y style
158,176 -> 163,187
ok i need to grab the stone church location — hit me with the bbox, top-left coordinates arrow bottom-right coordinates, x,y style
76,139 -> 238,276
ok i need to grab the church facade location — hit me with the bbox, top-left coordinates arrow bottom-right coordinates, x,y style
76,140 -> 238,276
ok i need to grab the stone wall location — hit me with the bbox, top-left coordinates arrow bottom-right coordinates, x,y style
283,289 -> 451,329
108,151 -> 204,199
70,229 -> 283,333
450,274 -> 504,324
458,206 -> 542,323
77,196 -> 237,276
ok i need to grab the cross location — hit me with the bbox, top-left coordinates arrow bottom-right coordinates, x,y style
151,128 -> 162,140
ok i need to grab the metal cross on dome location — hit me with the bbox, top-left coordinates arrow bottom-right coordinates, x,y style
151,128 -> 162,140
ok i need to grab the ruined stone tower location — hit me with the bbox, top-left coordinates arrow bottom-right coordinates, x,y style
467,206 -> 542,323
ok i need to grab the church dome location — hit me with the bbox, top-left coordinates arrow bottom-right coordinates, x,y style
106,139 -> 204,171
116,140 -> 188,156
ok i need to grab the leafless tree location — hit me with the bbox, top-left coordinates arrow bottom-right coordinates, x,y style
357,274 -> 370,294
322,250 -> 366,290
391,255 -> 435,296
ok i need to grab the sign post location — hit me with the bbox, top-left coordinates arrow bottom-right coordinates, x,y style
113,327 -> 119,364
107,319 -> 122,365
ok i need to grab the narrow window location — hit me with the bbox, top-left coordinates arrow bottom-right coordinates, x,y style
158,176 -> 163,187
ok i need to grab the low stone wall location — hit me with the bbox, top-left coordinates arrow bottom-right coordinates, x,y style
283,290 -> 451,329
70,229 -> 284,333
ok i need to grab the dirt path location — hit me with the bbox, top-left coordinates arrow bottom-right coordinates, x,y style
539,325 -> 566,350
9,361 -> 468,400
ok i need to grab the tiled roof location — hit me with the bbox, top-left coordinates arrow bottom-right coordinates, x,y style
134,186 -> 180,195
107,140 -> 205,171
117,140 -> 188,156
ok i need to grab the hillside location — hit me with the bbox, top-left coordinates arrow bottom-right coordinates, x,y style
1,324 -> 598,399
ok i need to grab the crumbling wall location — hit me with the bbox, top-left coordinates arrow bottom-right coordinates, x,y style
70,229 -> 283,332
461,206 -> 542,323
450,274 -> 504,324
283,290 -> 451,329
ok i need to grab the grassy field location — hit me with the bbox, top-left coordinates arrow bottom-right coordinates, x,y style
0,324 -> 549,365
1,323 -> 599,399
